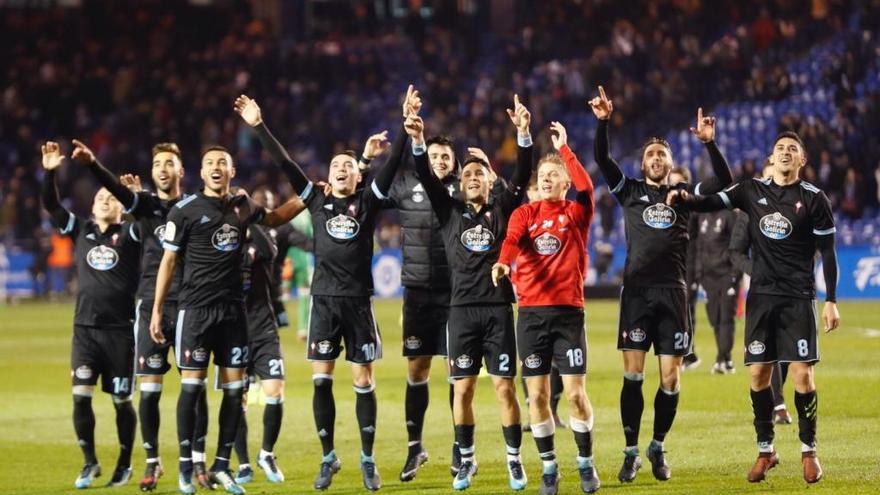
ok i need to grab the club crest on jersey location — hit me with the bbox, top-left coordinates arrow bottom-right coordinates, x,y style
212,224 -> 241,251
534,232 -> 562,256
748,340 -> 766,355
191,347 -> 208,362
326,214 -> 360,240
759,212 -> 792,240
455,354 -> 474,369
86,245 -> 119,271
460,224 -> 494,252
405,336 -> 422,350
74,365 -> 93,380
412,192 -> 424,203
628,328 -> 647,343
154,224 -> 166,241
146,353 -> 164,369
642,203 -> 676,229
524,354 -> 543,369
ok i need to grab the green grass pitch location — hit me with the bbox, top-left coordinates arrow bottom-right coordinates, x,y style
1,299 -> 879,494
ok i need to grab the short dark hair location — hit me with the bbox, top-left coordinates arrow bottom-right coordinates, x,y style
641,137 -> 672,157
669,166 -> 691,183
774,131 -> 806,153
202,145 -> 231,157
462,157 -> 490,170
152,142 -> 181,159
426,135 -> 455,149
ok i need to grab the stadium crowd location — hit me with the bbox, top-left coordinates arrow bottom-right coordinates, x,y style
1,0 -> 878,286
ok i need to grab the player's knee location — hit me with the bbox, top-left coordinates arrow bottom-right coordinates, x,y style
566,386 -> 588,409
353,375 -> 373,389
313,373 -> 333,389
661,374 -> 681,392
262,380 -> 285,398
407,358 -> 431,382
72,385 -> 94,398
529,387 -> 550,409
493,379 -> 516,399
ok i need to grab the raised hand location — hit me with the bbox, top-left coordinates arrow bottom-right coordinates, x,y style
404,115 -> 425,144
71,139 -> 97,165
550,121 -> 568,150
234,94 -> 263,127
823,301 -> 840,333
363,131 -> 391,160
41,141 -> 66,171
589,86 -> 613,120
689,107 -> 716,143
506,94 -> 531,134
491,262 -> 511,287
665,188 -> 688,206
467,147 -> 491,168
120,174 -> 143,192
402,84 -> 422,119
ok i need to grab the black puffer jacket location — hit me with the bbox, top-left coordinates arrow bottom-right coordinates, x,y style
387,170 -> 460,290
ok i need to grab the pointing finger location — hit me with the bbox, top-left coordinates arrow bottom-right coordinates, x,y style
598,85 -> 607,101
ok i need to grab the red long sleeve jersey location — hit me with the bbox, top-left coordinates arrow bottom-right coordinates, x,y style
499,145 -> 594,308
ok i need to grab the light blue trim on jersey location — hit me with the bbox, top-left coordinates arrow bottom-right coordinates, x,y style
60,211 -> 76,234
719,191 -> 732,209
694,182 -> 702,196
129,224 -> 140,242
755,177 -> 772,185
175,309 -> 186,368
370,180 -> 388,200
517,133 -> 533,148
813,227 -> 836,235
162,241 -> 180,252
123,192 -> 139,214
300,181 -> 314,202
800,181 -> 820,193
412,142 -> 427,156
609,175 -> 626,194
173,194 -> 197,209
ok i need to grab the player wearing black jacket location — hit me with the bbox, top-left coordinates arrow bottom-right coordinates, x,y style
235,89 -> 412,491
589,86 -> 733,483
667,131 -> 840,484
406,94 -> 531,492
151,144 -> 305,495
72,139 -> 214,491
40,141 -> 140,489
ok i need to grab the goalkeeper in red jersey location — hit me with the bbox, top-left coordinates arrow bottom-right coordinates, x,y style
492,121 -> 598,495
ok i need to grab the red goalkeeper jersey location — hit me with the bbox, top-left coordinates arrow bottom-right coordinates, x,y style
499,144 -> 594,308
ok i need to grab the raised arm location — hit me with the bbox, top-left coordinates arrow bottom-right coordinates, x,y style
551,121 -> 595,219
688,108 -> 733,194
507,94 -> 534,195
71,139 -> 137,209
262,195 -> 307,228
40,142 -> 76,231
235,95 -> 312,197
407,114 -> 453,224
589,88 -> 626,193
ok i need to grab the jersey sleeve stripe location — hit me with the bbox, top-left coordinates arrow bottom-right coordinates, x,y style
517,133 -> 533,148
300,181 -> 314,201
123,192 -> 140,214
718,191 -> 732,209
162,241 -> 180,252
60,211 -> 76,234
609,175 -> 626,194
412,142 -> 427,156
370,180 -> 388,200
694,182 -> 702,196
174,194 -> 197,209
813,227 -> 836,235
129,224 -> 140,242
